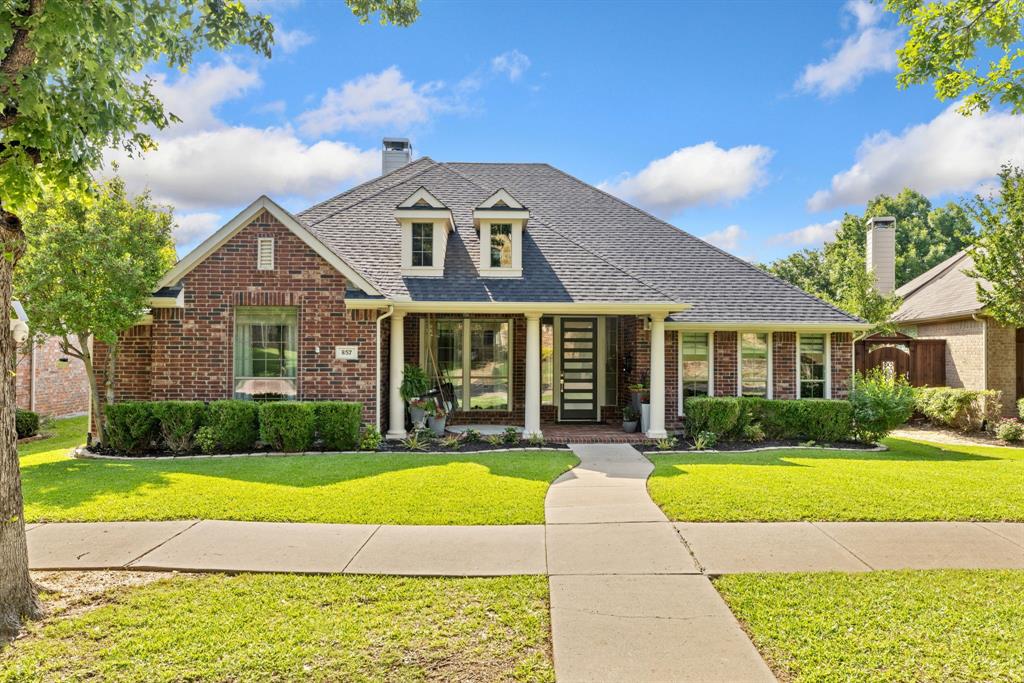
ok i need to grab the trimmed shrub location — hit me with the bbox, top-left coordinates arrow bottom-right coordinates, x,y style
15,409 -> 39,439
104,401 -> 158,454
359,425 -> 383,451
685,397 -> 741,437
152,401 -> 207,453
259,401 -> 316,452
198,400 -> 259,454
914,387 -> 1002,432
995,419 -> 1024,443
314,401 -> 362,451
849,369 -> 915,444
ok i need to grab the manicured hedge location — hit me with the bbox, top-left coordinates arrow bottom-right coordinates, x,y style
913,387 -> 1002,432
104,402 -> 158,454
684,396 -> 854,443
15,409 -> 39,439
259,401 -> 317,452
314,401 -> 362,451
152,401 -> 207,453
196,400 -> 260,454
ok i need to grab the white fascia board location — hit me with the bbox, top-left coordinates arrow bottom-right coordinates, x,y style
666,321 -> 872,332
149,288 -> 185,309
398,186 -> 446,209
343,300 -> 692,314
156,195 -> 380,296
477,188 -> 525,210
393,208 -> 454,229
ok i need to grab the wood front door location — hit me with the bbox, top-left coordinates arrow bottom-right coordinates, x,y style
559,317 -> 598,421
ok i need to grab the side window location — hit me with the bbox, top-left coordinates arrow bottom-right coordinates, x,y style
800,334 -> 826,398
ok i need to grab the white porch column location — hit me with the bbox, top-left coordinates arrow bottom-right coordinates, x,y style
647,313 -> 668,439
386,311 -> 407,440
524,312 -> 543,439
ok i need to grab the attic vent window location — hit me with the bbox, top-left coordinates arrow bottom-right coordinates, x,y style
412,198 -> 432,207
257,238 -> 274,271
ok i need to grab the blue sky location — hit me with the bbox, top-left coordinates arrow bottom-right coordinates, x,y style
110,0 -> 1024,261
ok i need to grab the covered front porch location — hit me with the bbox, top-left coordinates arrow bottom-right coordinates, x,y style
376,302 -> 685,442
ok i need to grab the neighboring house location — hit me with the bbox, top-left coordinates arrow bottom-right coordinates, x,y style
94,139 -> 868,439
12,301 -> 90,418
862,217 -> 1022,417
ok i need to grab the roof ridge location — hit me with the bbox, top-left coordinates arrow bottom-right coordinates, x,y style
539,163 -> 865,324
896,249 -> 971,299
299,157 -> 436,223
303,158 -> 439,229
439,162 -> 680,302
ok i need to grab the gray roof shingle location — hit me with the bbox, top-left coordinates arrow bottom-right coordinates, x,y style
892,250 -> 986,322
296,159 -> 864,324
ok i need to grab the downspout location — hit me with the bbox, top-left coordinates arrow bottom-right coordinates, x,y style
376,305 -> 395,433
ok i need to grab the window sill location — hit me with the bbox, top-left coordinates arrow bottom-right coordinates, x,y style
478,267 -> 523,278
401,266 -> 444,277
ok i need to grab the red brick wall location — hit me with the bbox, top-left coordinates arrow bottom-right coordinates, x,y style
96,210 -> 380,428
14,336 -> 89,417
772,332 -> 797,399
713,331 -> 738,396
830,332 -> 853,399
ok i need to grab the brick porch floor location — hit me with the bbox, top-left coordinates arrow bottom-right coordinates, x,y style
541,423 -> 648,444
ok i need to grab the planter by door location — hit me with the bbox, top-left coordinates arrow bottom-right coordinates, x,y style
410,406 -> 427,428
622,420 -> 639,433
427,415 -> 447,437
640,403 -> 651,433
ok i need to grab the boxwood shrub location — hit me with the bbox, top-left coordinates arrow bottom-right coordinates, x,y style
314,401 -> 362,451
684,397 -> 741,437
195,400 -> 260,454
152,401 -> 207,453
104,401 -> 158,454
913,386 -> 1002,432
685,396 -> 854,443
15,409 -> 39,439
259,401 -> 316,452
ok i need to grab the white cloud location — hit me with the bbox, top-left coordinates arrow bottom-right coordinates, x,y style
601,142 -> 773,216
297,66 -> 448,136
769,219 -> 841,247
492,50 -> 531,82
808,103 -> 1024,211
173,212 -> 223,247
702,224 -> 747,252
253,99 -> 287,115
108,62 -> 379,212
275,27 -> 314,54
797,0 -> 901,97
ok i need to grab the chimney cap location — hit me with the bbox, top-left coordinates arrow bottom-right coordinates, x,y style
867,215 -> 896,227
383,137 -> 411,150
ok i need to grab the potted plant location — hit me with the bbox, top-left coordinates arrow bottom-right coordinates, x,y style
409,398 -> 431,429
400,364 -> 431,425
427,400 -> 447,437
628,380 -> 649,412
622,406 -> 640,433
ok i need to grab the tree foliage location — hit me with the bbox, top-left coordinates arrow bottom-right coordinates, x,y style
763,189 -> 974,325
965,164 -> 1024,326
888,0 -> 1024,115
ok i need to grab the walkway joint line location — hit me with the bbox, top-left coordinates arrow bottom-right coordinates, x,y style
126,519 -> 202,568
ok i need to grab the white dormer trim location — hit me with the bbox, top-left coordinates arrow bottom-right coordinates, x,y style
474,189 -> 528,278
396,186 -> 453,278
156,195 -> 380,295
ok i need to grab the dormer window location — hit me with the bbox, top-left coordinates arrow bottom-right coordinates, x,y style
474,189 -> 528,278
395,187 -> 453,277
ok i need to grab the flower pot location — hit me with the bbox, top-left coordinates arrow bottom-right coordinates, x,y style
427,415 -> 447,437
622,420 -> 639,433
641,403 -> 651,434
630,391 -> 646,412
409,406 -> 427,427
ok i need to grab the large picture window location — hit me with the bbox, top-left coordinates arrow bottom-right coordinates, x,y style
681,333 -> 711,398
740,332 -> 769,398
425,318 -> 512,411
234,307 -> 297,400
800,334 -> 827,398
411,222 -> 433,267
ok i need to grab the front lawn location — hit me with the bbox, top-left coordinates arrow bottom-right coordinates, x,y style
20,417 -> 577,525
1,573 -> 553,682
716,570 -> 1024,683
647,438 -> 1024,521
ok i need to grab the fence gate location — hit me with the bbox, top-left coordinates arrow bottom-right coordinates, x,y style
855,334 -> 946,387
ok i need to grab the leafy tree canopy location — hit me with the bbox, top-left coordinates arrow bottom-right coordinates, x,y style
888,0 -> 1024,115
966,164 -> 1024,326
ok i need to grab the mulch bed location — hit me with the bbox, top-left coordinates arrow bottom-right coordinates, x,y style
633,438 -> 875,453
83,439 -> 572,458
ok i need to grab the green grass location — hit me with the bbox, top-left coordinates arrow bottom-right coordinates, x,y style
716,570 -> 1024,683
647,438 -> 1024,521
20,417 -> 577,524
1,573 -> 553,682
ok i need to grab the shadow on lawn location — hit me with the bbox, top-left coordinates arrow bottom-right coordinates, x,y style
20,450 -> 577,513
647,438 -> 1004,475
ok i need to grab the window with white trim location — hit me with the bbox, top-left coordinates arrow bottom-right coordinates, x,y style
424,318 -> 512,411
411,222 -> 434,267
233,307 -> 297,400
489,223 -> 513,268
740,332 -> 769,397
681,333 -> 711,398
799,334 -> 827,398
256,238 -> 274,270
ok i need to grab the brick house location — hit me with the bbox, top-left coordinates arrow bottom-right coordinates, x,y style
12,302 -> 90,418
96,141 -> 868,439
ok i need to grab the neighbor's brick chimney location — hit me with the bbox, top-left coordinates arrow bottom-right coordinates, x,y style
866,216 -> 896,295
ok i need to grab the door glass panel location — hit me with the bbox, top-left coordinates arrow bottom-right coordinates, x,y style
559,318 -> 597,421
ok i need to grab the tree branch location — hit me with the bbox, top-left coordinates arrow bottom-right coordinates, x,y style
0,0 -> 45,92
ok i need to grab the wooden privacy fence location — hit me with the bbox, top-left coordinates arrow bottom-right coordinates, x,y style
854,335 -> 946,387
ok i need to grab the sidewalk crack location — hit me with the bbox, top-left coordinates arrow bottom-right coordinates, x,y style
342,525 -> 381,572
126,520 -> 201,568
809,522 -> 874,570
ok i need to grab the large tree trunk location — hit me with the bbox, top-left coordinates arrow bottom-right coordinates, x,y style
74,333 -> 105,444
0,208 -> 37,640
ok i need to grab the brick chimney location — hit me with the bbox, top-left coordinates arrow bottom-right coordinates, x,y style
382,137 -> 412,175
866,216 -> 896,295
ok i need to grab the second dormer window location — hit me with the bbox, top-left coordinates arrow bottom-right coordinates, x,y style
411,222 -> 433,267
490,223 -> 513,268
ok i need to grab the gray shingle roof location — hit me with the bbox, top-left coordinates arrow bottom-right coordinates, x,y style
893,251 -> 986,322
296,159 -> 863,324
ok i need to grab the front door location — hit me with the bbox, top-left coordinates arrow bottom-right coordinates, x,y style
559,317 -> 598,421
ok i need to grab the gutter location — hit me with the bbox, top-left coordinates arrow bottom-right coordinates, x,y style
375,305 -> 395,434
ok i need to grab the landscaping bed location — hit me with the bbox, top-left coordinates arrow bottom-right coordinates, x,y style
2,573 -> 554,682
633,438 -> 875,453
716,569 -> 1024,683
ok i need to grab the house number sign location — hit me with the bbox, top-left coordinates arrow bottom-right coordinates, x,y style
335,345 -> 359,361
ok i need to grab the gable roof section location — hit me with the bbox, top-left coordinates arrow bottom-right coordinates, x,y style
892,250 -> 987,323
158,195 -> 380,296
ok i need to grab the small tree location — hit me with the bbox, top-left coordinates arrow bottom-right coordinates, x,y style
965,164 -> 1024,327
16,178 -> 175,442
